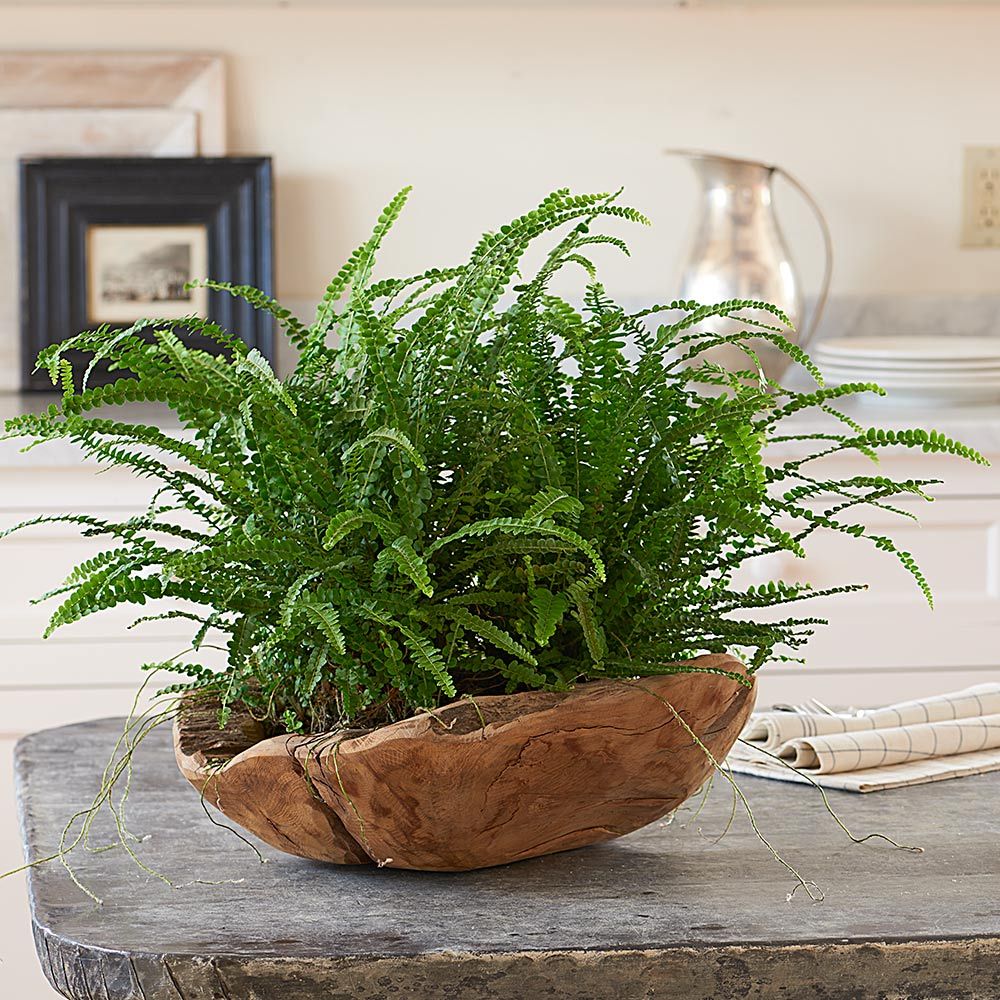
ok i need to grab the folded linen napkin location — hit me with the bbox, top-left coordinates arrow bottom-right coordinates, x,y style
729,741 -> 1000,793
729,682 -> 1000,792
742,683 -> 1000,753
780,713 -> 1000,773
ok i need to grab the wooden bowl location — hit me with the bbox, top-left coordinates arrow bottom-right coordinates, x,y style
173,653 -> 755,871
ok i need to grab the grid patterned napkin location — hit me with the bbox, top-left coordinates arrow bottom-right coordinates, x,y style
728,682 -> 1000,793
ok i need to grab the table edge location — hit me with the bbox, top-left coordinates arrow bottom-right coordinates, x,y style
30,919 -> 1000,1000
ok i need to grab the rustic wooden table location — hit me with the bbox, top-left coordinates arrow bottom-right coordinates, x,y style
14,719 -> 1000,1000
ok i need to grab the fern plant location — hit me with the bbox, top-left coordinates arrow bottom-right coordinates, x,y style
3,188 -> 986,736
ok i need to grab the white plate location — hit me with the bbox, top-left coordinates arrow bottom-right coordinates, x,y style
814,353 -> 1000,373
820,368 -> 1000,386
817,335 -> 1000,362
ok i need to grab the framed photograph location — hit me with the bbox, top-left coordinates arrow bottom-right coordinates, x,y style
86,224 -> 210,324
20,157 -> 273,391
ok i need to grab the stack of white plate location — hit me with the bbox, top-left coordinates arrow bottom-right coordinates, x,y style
814,335 -> 1000,406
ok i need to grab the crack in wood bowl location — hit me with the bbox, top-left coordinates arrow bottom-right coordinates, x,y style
173,653 -> 755,871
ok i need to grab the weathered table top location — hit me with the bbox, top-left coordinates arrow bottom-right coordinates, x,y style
15,719 -> 1000,1000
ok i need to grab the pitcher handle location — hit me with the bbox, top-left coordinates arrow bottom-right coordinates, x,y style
774,166 -> 833,353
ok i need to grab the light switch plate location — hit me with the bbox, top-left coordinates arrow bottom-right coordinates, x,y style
962,146 -> 1000,248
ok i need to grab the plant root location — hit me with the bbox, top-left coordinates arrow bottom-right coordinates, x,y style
3,674 -> 261,902
629,679 -> 824,902
736,739 -> 924,854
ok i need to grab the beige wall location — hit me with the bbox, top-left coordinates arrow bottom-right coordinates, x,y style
3,3 -> 1000,308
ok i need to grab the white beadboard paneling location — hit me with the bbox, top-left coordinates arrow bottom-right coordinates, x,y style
0,687 -> 162,738
0,532 -> 220,640
741,498 -> 1000,596
736,494 -> 1000,674
0,639 -> 226,689
0,607 -> 208,643
0,471 -> 194,645
0,465 -> 157,507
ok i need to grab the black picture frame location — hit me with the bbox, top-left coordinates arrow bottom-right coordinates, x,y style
19,156 -> 273,391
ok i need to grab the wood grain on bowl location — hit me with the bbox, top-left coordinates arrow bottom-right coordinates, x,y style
174,653 -> 755,871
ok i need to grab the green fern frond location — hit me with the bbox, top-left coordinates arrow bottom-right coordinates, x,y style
311,186 -> 412,342
302,603 -> 347,654
384,536 -> 434,597
322,510 -> 374,549
343,426 -> 427,473
524,486 -> 583,522
192,280 -> 308,348
441,605 -> 537,665
568,577 -> 607,664
237,349 -> 297,415
530,586 -> 570,645
429,517 -> 605,581
397,622 -> 456,697
3,184 -> 980,738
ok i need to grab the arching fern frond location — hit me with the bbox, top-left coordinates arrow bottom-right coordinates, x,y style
3,185 -> 983,736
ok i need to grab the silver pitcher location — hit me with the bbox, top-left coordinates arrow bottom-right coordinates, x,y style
667,150 -> 833,380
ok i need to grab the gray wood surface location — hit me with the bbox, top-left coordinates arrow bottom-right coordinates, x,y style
13,718 -> 1000,999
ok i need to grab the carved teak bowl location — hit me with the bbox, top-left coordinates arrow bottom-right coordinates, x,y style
173,653 -> 756,872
